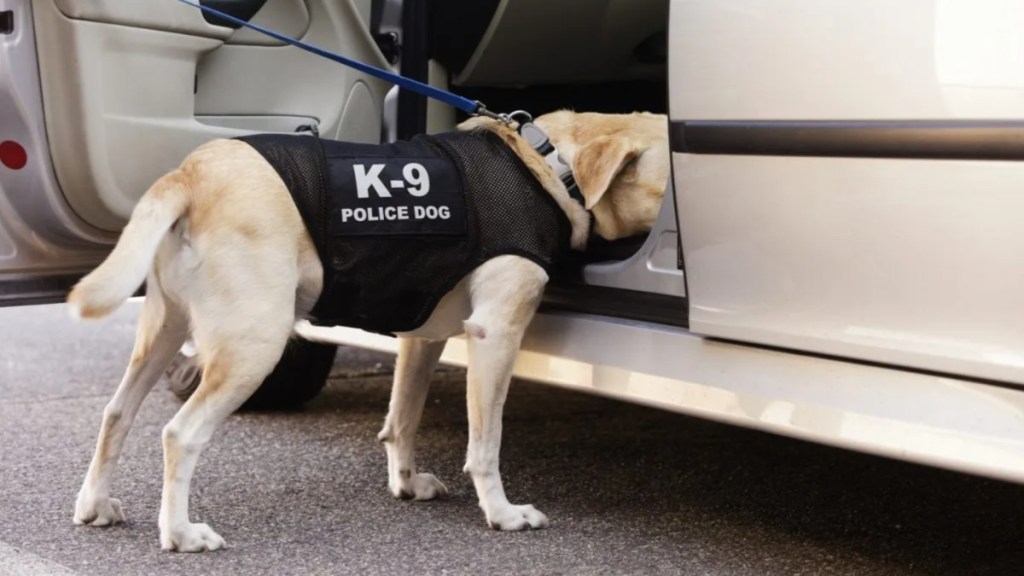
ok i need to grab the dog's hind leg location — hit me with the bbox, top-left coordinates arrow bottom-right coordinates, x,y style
158,283 -> 296,552
75,276 -> 188,527
462,256 -> 550,531
378,337 -> 448,500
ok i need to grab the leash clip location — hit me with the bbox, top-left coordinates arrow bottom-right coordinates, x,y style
473,102 -> 506,122
474,103 -> 533,127
473,103 -> 552,157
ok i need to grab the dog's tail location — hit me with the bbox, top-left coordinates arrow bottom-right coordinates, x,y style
67,171 -> 191,320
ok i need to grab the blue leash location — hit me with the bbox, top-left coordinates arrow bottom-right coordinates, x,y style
176,0 -> 505,120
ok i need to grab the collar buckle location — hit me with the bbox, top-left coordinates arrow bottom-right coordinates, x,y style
516,118 -> 585,208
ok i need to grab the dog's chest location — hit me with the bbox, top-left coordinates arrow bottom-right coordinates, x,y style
238,131 -> 570,336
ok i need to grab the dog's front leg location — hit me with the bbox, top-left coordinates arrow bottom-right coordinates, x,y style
463,321 -> 548,530
462,256 -> 549,531
378,337 -> 448,500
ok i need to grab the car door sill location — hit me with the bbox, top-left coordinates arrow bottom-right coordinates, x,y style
541,283 -> 687,328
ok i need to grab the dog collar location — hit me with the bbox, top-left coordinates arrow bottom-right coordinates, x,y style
544,148 -> 584,208
518,120 -> 586,208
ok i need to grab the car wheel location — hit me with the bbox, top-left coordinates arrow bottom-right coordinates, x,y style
165,339 -> 338,410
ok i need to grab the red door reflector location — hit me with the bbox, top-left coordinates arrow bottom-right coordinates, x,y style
0,140 -> 27,170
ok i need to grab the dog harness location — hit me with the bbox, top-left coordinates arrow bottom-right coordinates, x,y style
238,131 -> 571,335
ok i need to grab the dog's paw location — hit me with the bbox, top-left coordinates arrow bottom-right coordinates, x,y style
73,495 -> 125,527
486,504 -> 549,531
391,472 -> 448,501
160,522 -> 226,553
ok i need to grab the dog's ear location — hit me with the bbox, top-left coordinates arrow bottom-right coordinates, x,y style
572,135 -> 640,210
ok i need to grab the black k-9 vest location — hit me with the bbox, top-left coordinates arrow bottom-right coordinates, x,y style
238,130 -> 570,335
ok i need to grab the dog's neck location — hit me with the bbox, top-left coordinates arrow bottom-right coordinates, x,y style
458,116 -> 592,250
518,121 -> 585,209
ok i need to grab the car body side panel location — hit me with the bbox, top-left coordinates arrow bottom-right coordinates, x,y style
673,152 -> 1024,384
669,0 -> 1024,384
670,0 -> 1024,120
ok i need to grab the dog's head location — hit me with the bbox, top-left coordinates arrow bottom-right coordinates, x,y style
535,111 -> 669,241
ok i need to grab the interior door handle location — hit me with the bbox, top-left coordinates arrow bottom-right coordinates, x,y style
199,0 -> 268,28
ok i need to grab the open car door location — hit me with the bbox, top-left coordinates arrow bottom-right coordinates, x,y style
0,0 -> 392,304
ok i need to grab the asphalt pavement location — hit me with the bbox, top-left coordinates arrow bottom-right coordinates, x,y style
2,301 -> 1024,575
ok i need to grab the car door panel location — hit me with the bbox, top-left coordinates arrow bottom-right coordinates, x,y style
669,0 -> 1024,384
34,2 -> 225,231
32,0 -> 389,231
194,0 -> 389,142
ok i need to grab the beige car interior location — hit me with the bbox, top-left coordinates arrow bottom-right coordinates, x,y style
452,0 -> 666,87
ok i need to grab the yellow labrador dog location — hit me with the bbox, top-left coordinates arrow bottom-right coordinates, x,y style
68,111 -> 669,552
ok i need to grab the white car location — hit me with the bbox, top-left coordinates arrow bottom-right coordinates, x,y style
2,0 -> 1022,483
